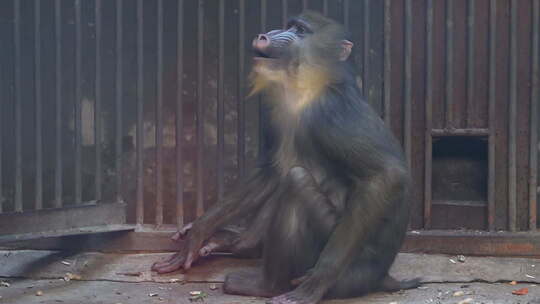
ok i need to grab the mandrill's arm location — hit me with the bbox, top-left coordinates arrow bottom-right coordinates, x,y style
152,107 -> 279,273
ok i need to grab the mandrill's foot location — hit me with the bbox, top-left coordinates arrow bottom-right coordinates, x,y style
223,269 -> 285,298
267,289 -> 323,304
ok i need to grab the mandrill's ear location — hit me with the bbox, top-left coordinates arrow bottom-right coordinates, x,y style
339,40 -> 353,61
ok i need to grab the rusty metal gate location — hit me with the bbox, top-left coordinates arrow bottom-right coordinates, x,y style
0,0 -> 539,255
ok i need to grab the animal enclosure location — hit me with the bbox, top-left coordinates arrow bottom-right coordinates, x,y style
0,0 -> 539,252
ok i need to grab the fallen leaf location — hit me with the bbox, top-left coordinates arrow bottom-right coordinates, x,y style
457,298 -> 473,304
509,281 -> 518,285
36,290 -> 44,296
525,274 -> 536,279
512,288 -> 529,296
457,255 -> 466,263
61,261 -> 71,266
148,293 -> 159,297
453,291 -> 465,297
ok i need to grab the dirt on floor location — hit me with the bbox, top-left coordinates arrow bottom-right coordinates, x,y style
1,250 -> 540,304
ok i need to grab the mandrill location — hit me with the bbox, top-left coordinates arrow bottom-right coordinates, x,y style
152,11 -> 419,304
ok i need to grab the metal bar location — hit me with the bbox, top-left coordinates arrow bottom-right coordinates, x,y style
363,0 -> 371,98
404,0 -> 412,168
0,202 -> 129,243
343,0 -> 349,29
136,0 -> 144,225
54,0 -> 63,208
14,0 -> 22,212
35,0 -> 43,210
0,224 -> 134,244
115,0 -> 123,203
217,0 -> 225,201
383,0 -> 391,126
466,0 -> 475,128
402,230 -> 540,257
431,128 -> 490,136
95,0 -> 103,201
196,0 -> 204,216
424,0 -> 434,229
75,0 -> 82,204
176,0 -> 184,228
156,0 -> 164,226
487,0 -> 497,231
238,0 -> 246,178
0,48 -> 2,213
445,0 -> 454,128
530,0 -> 540,230
508,0 -> 517,232
258,0 -> 267,175
282,0 -> 288,28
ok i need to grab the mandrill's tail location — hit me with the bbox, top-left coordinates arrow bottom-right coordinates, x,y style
379,275 -> 422,292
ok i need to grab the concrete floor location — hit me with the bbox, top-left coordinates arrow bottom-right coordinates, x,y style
1,250 -> 540,304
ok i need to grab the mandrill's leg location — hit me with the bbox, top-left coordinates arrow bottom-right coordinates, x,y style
198,187 -> 284,258
223,167 -> 338,297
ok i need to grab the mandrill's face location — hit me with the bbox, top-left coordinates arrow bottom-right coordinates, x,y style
249,11 -> 354,107
250,18 -> 310,85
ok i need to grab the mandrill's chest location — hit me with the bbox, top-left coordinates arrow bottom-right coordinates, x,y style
269,101 -> 326,179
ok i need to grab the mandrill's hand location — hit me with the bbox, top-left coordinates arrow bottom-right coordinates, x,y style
151,223 -> 206,274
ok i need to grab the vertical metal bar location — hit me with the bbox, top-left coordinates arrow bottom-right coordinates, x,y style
75,0 -> 82,204
487,0 -> 496,231
530,0 -> 539,230
156,0 -> 164,226
136,0 -> 144,224
35,0 -> 43,210
258,0 -> 267,171
343,0 -> 349,29
95,0 -> 103,201
217,0 -> 225,201
323,0 -> 328,16
176,0 -> 184,227
54,0 -> 63,208
466,0 -> 475,128
261,1 -> 267,41
196,0 -> 205,216
282,0 -> 288,28
14,0 -> 22,212
363,0 -> 370,97
424,0 -> 434,229
383,0 -> 391,126
445,0 -> 454,128
404,0 -> 412,168
0,45 -> 2,213
115,0 -> 123,203
238,0 -> 246,178
508,0 -> 517,232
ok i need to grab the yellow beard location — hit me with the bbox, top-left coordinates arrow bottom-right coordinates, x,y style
249,62 -> 330,113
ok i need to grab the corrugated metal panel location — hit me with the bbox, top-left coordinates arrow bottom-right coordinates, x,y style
0,0 -> 538,236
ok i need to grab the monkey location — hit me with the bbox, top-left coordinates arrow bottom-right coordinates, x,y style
151,11 -> 419,304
